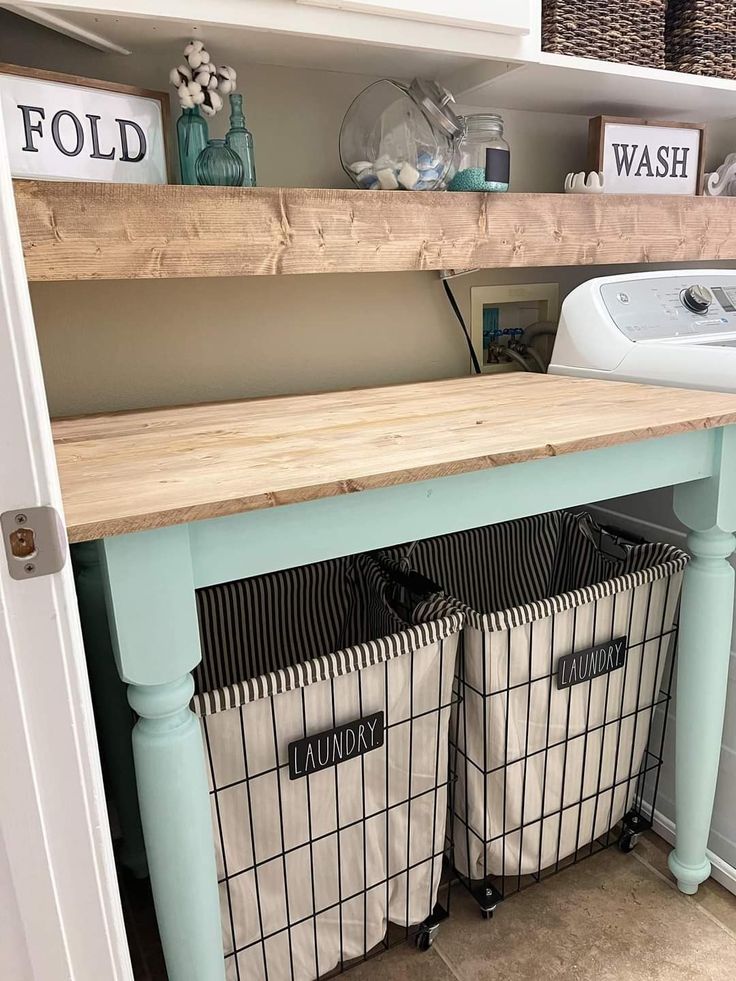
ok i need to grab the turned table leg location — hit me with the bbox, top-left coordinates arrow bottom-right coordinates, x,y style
72,541 -> 147,879
670,428 -> 736,895
99,526 -> 225,981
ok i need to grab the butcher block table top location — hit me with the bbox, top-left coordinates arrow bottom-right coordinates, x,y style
51,374 -> 736,542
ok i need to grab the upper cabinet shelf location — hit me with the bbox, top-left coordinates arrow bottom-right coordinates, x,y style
14,1 -> 736,119
14,180 -> 736,282
451,52 -> 736,122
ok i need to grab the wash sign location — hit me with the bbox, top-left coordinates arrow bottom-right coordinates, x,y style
591,117 -> 704,196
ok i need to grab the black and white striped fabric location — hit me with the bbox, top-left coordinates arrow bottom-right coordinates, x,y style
193,553 -> 454,712
191,552 -> 464,980
382,511 -> 689,883
385,511 -> 686,631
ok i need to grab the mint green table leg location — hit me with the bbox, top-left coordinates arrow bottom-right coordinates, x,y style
72,541 -> 148,879
99,526 -> 225,981
670,427 -> 736,895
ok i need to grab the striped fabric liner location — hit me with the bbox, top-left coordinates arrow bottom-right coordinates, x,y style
384,511 -> 689,632
193,552 -> 462,716
193,615 -> 462,716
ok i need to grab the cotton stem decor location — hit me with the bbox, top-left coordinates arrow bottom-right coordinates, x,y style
169,40 -> 237,118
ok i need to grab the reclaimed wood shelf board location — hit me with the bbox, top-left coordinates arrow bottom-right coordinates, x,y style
15,180 -> 736,281
52,373 -> 736,542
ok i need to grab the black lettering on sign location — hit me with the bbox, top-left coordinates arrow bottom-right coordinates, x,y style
116,118 -> 147,163
289,711 -> 384,780
51,109 -> 84,156
557,636 -> 628,690
17,105 -> 45,152
86,114 -> 115,160
612,143 -> 636,177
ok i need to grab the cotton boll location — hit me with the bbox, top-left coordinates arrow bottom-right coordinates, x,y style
194,69 -> 211,86
199,50 -> 211,65
187,50 -> 204,69
207,75 -> 218,90
169,64 -> 192,86
184,40 -> 204,56
208,91 -> 223,112
188,81 -> 202,95
179,92 -> 195,109
201,102 -> 217,117
191,91 -> 205,105
217,66 -> 237,94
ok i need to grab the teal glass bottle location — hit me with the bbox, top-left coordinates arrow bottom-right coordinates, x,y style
176,107 -> 208,185
225,93 -> 256,187
195,139 -> 244,186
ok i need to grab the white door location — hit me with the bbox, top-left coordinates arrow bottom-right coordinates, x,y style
0,104 -> 131,979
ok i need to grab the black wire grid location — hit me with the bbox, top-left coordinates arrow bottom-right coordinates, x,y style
200,637 -> 459,981
451,571 -> 677,915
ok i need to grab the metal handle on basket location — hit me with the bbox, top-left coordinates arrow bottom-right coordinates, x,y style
576,512 -> 645,562
373,554 -> 442,600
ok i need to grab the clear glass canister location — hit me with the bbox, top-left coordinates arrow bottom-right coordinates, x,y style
448,114 -> 510,192
339,78 -> 461,191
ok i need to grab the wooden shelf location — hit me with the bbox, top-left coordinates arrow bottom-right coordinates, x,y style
15,181 -> 736,282
52,374 -> 736,542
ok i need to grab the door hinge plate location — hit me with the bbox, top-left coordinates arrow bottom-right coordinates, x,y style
2,506 -> 67,580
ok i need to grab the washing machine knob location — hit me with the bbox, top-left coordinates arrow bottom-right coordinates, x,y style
681,284 -> 713,313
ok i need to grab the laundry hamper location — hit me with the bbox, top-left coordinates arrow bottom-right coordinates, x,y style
383,512 -> 687,910
192,554 -> 464,980
666,1 -> 736,79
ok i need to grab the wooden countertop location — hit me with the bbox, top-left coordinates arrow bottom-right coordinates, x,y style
52,374 -> 736,542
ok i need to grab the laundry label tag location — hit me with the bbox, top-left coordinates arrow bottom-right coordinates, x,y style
556,636 -> 628,690
288,711 -> 384,779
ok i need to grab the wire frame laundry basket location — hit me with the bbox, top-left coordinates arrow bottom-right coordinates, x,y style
383,512 -> 687,913
192,554 -> 464,980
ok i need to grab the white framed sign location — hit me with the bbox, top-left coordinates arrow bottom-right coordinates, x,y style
0,63 -> 171,184
588,116 -> 705,196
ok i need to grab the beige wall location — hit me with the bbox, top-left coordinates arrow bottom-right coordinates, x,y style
2,10 -> 735,416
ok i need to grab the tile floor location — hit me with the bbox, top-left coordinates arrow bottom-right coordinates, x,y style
123,833 -> 736,980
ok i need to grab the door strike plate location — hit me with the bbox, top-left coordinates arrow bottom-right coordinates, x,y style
1,507 -> 67,580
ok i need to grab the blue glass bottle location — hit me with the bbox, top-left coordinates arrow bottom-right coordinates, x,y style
195,139 -> 244,186
225,93 -> 256,187
176,106 -> 208,185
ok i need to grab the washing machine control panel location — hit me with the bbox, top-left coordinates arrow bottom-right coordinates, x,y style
600,275 -> 736,342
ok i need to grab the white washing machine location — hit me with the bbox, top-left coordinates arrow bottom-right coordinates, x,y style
550,269 -> 736,392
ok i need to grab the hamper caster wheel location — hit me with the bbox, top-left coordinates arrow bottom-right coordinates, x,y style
618,831 -> 640,853
481,907 -> 495,920
415,926 -> 437,951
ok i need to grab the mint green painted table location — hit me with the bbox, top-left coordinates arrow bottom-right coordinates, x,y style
54,375 -> 736,981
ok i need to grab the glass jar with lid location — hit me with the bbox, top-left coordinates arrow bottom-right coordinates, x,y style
339,78 -> 462,191
448,114 -> 510,192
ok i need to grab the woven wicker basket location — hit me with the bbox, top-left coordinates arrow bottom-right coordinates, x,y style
666,1 -> 736,79
542,1 -> 666,69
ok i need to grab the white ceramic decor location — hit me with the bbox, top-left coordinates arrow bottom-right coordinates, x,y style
564,172 -> 604,193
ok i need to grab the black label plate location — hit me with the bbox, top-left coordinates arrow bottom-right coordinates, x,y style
485,147 -> 510,184
557,636 -> 628,690
288,711 -> 385,780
